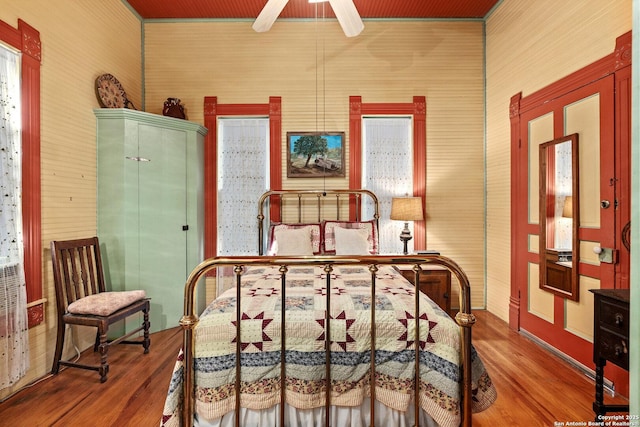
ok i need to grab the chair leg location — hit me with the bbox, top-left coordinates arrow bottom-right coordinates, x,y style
143,306 -> 151,354
93,329 -> 101,352
97,323 -> 109,383
51,319 -> 66,375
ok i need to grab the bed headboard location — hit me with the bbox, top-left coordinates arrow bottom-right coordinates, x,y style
257,189 -> 380,255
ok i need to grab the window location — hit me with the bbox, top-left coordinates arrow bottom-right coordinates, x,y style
348,96 -> 426,253
0,19 -> 40,388
0,45 -> 22,263
216,118 -> 270,255
202,96 -> 282,261
362,117 -> 413,254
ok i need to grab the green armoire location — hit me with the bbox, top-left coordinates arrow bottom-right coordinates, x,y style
95,108 -> 207,334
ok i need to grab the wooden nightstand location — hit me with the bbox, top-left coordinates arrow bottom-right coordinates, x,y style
589,288 -> 630,417
394,265 -> 451,314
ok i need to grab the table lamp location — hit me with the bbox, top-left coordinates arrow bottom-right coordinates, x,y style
390,196 -> 424,255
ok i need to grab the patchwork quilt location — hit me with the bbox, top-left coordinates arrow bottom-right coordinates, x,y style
161,265 -> 496,427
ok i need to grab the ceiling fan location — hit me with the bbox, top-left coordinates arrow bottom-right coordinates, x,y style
252,0 -> 364,37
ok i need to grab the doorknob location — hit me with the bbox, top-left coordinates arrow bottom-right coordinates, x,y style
593,246 -> 616,263
600,200 -> 610,209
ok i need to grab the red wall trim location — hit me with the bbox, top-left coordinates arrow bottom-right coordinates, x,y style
508,92 -> 522,331
614,65 -> 632,289
203,97 -> 217,260
412,96 -> 427,250
268,97 -> 283,220
348,95 -> 427,251
518,32 -> 631,115
203,96 -> 282,259
0,19 -> 42,327
348,96 -> 363,211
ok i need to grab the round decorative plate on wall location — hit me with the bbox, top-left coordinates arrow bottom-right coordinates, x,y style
95,73 -> 136,109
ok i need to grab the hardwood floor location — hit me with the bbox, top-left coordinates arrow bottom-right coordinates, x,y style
471,312 -> 629,426
0,311 -> 628,426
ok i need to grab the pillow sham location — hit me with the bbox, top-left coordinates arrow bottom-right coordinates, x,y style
323,220 -> 378,254
333,226 -> 370,255
272,227 -> 315,256
268,223 -> 322,255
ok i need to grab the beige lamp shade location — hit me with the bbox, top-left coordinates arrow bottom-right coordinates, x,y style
390,197 -> 424,221
562,196 -> 573,218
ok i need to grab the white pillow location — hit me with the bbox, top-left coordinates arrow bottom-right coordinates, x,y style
334,227 -> 370,255
322,220 -> 378,254
273,227 -> 314,256
269,223 -> 322,255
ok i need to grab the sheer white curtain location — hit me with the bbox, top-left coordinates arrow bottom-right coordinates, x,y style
362,117 -> 413,255
0,44 -> 29,389
217,118 -> 270,256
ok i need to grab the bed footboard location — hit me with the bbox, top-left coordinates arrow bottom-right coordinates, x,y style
177,255 -> 478,427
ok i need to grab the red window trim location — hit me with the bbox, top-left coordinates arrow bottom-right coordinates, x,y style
349,96 -> 427,251
202,96 -> 282,259
0,19 -> 43,327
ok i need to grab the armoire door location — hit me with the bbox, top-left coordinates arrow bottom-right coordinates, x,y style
138,124 -> 188,331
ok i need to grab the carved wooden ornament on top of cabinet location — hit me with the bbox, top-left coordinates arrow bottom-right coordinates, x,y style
95,108 -> 207,334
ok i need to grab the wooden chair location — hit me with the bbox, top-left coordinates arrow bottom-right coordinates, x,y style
50,237 -> 150,383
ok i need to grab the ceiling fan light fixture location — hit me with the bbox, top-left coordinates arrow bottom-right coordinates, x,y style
253,0 -> 363,37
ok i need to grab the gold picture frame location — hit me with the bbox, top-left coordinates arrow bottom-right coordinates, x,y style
286,131 -> 345,178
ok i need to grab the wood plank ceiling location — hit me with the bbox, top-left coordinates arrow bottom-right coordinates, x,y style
125,0 -> 500,20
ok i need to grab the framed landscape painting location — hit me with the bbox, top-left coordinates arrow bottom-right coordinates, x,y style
286,131 -> 345,178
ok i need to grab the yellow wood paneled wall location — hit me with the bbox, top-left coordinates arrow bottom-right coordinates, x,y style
485,0 -> 631,321
144,19 -> 486,309
0,0 -> 141,399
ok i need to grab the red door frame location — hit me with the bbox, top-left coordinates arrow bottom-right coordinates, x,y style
517,76 -> 614,356
510,32 -> 631,395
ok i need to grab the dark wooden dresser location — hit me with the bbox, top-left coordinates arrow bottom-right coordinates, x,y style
589,288 -> 630,416
395,265 -> 451,314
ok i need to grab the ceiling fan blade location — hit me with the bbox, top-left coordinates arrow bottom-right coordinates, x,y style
328,0 -> 364,37
252,0 -> 290,33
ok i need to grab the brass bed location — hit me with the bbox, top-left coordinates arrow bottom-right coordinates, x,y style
161,189 -> 496,427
